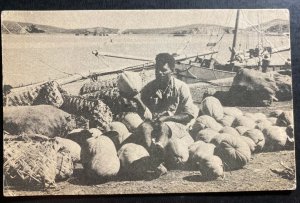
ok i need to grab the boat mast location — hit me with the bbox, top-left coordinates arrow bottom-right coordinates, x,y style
230,9 -> 240,68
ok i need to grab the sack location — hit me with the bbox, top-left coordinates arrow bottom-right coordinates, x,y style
241,136 -> 256,153
165,138 -> 190,169
218,115 -> 235,127
262,126 -> 287,151
3,105 -> 76,138
223,107 -> 243,118
121,112 -> 143,132
276,111 -> 294,127
55,137 -> 81,163
118,143 -> 150,177
118,72 -> 143,98
109,122 -> 131,147
198,155 -> 224,179
242,129 -> 265,152
194,128 -> 219,143
228,69 -> 278,106
199,96 -> 224,121
232,116 -> 256,129
81,136 -> 120,179
191,115 -> 223,135
189,141 -> 216,162
235,126 -> 250,135
210,133 -> 235,146
214,135 -> 251,170
219,126 -> 240,137
255,119 -> 272,131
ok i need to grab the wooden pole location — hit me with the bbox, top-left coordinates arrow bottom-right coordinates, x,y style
230,9 -> 240,68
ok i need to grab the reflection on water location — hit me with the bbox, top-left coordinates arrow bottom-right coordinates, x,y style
2,34 -> 290,87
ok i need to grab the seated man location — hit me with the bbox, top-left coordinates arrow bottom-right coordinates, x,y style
132,53 -> 198,171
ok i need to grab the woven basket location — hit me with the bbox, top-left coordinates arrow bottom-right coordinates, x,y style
4,138 -> 57,189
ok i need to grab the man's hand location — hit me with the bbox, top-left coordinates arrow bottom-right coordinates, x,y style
158,115 -> 169,122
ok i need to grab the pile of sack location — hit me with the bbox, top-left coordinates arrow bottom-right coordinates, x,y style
214,69 -> 292,106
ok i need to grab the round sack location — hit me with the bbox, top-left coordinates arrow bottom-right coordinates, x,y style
121,112 -> 143,132
165,138 -> 189,169
191,115 -> 223,135
214,135 -> 251,171
199,96 -> 224,121
232,116 -> 256,129
198,155 -> 224,179
219,126 -> 240,137
194,128 -> 219,143
81,136 -> 120,179
269,110 -> 283,118
210,133 -> 234,146
223,107 -> 243,118
241,136 -> 256,153
276,111 -> 294,127
3,105 -> 77,138
255,119 -> 273,131
118,143 -> 150,177
262,126 -> 287,151
242,129 -> 265,152
218,115 -> 236,127
55,137 -> 81,163
235,126 -> 250,135
267,117 -> 278,125
188,141 -> 216,169
110,122 -> 131,145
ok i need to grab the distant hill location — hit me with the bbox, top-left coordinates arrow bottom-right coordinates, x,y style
1,21 -> 119,35
245,19 -> 289,33
122,24 -> 234,35
1,19 -> 289,35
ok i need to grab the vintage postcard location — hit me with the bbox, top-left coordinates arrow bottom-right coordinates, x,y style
2,9 -> 295,196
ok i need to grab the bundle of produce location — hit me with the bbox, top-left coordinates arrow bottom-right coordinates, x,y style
118,143 -> 151,178
3,105 -> 77,138
194,128 -> 219,143
228,69 -> 278,106
164,121 -> 194,147
60,95 -> 113,131
242,129 -> 265,152
219,126 -> 240,137
269,110 -> 283,118
81,136 -> 120,180
214,135 -> 251,170
191,115 -> 223,135
65,128 -> 100,147
199,96 -> 224,120
262,126 -> 288,151
82,87 -> 139,118
4,81 -> 64,108
4,135 -> 58,189
267,117 -> 278,125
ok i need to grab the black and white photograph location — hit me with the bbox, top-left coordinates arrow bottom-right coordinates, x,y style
2,9 -> 295,196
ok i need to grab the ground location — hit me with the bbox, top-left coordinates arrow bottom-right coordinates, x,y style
3,101 -> 296,196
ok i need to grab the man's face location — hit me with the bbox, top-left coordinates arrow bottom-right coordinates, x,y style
155,63 -> 172,85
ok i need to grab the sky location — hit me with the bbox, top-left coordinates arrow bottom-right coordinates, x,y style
1,9 -> 289,30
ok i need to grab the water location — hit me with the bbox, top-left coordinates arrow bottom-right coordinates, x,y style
2,33 -> 290,87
